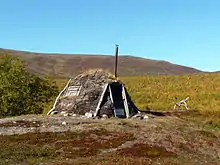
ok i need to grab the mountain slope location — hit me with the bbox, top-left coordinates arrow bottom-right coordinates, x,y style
0,48 -> 203,78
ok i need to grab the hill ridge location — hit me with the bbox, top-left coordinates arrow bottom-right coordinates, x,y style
0,48 -> 203,78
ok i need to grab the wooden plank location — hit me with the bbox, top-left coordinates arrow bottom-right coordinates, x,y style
47,78 -> 72,115
94,84 -> 109,117
122,85 -> 130,118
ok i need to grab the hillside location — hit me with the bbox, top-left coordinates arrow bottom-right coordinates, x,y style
0,48 -> 202,78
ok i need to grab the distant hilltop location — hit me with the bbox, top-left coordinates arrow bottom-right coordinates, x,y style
0,48 -> 204,78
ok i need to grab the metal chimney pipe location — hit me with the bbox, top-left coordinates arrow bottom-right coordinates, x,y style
114,44 -> 119,79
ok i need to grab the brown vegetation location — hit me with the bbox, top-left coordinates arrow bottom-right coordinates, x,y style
0,48 -> 202,78
0,115 -> 219,165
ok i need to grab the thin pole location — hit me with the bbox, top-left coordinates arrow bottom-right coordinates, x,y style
114,44 -> 119,79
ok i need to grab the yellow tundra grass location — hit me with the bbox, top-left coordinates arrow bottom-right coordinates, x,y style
56,73 -> 220,124
122,73 -> 220,116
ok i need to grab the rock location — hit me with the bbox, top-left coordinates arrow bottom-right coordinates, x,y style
60,111 -> 66,115
61,121 -> 67,126
102,114 -> 108,119
143,115 -> 149,119
63,113 -> 70,117
85,112 -> 94,118
132,115 -> 140,118
132,115 -> 143,120
72,114 -> 77,117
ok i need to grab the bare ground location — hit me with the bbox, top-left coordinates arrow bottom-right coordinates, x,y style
0,111 -> 219,165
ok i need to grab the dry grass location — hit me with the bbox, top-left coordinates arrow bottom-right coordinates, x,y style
121,73 -> 220,126
76,68 -> 117,81
122,73 -> 220,111
55,73 -> 220,126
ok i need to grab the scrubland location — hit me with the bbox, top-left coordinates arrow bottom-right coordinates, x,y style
56,73 -> 220,127
0,67 -> 219,165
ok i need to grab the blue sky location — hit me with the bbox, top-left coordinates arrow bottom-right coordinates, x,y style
0,0 -> 219,71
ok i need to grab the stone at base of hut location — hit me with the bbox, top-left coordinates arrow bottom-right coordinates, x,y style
60,111 -> 72,117
143,115 -> 149,119
132,115 -> 143,119
102,114 -> 108,119
72,114 -> 77,117
61,121 -> 67,126
132,114 -> 150,120
61,111 -> 66,115
63,113 -> 70,117
85,112 -> 94,118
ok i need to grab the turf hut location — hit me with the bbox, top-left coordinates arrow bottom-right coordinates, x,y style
47,69 -> 139,118
48,45 -> 139,118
